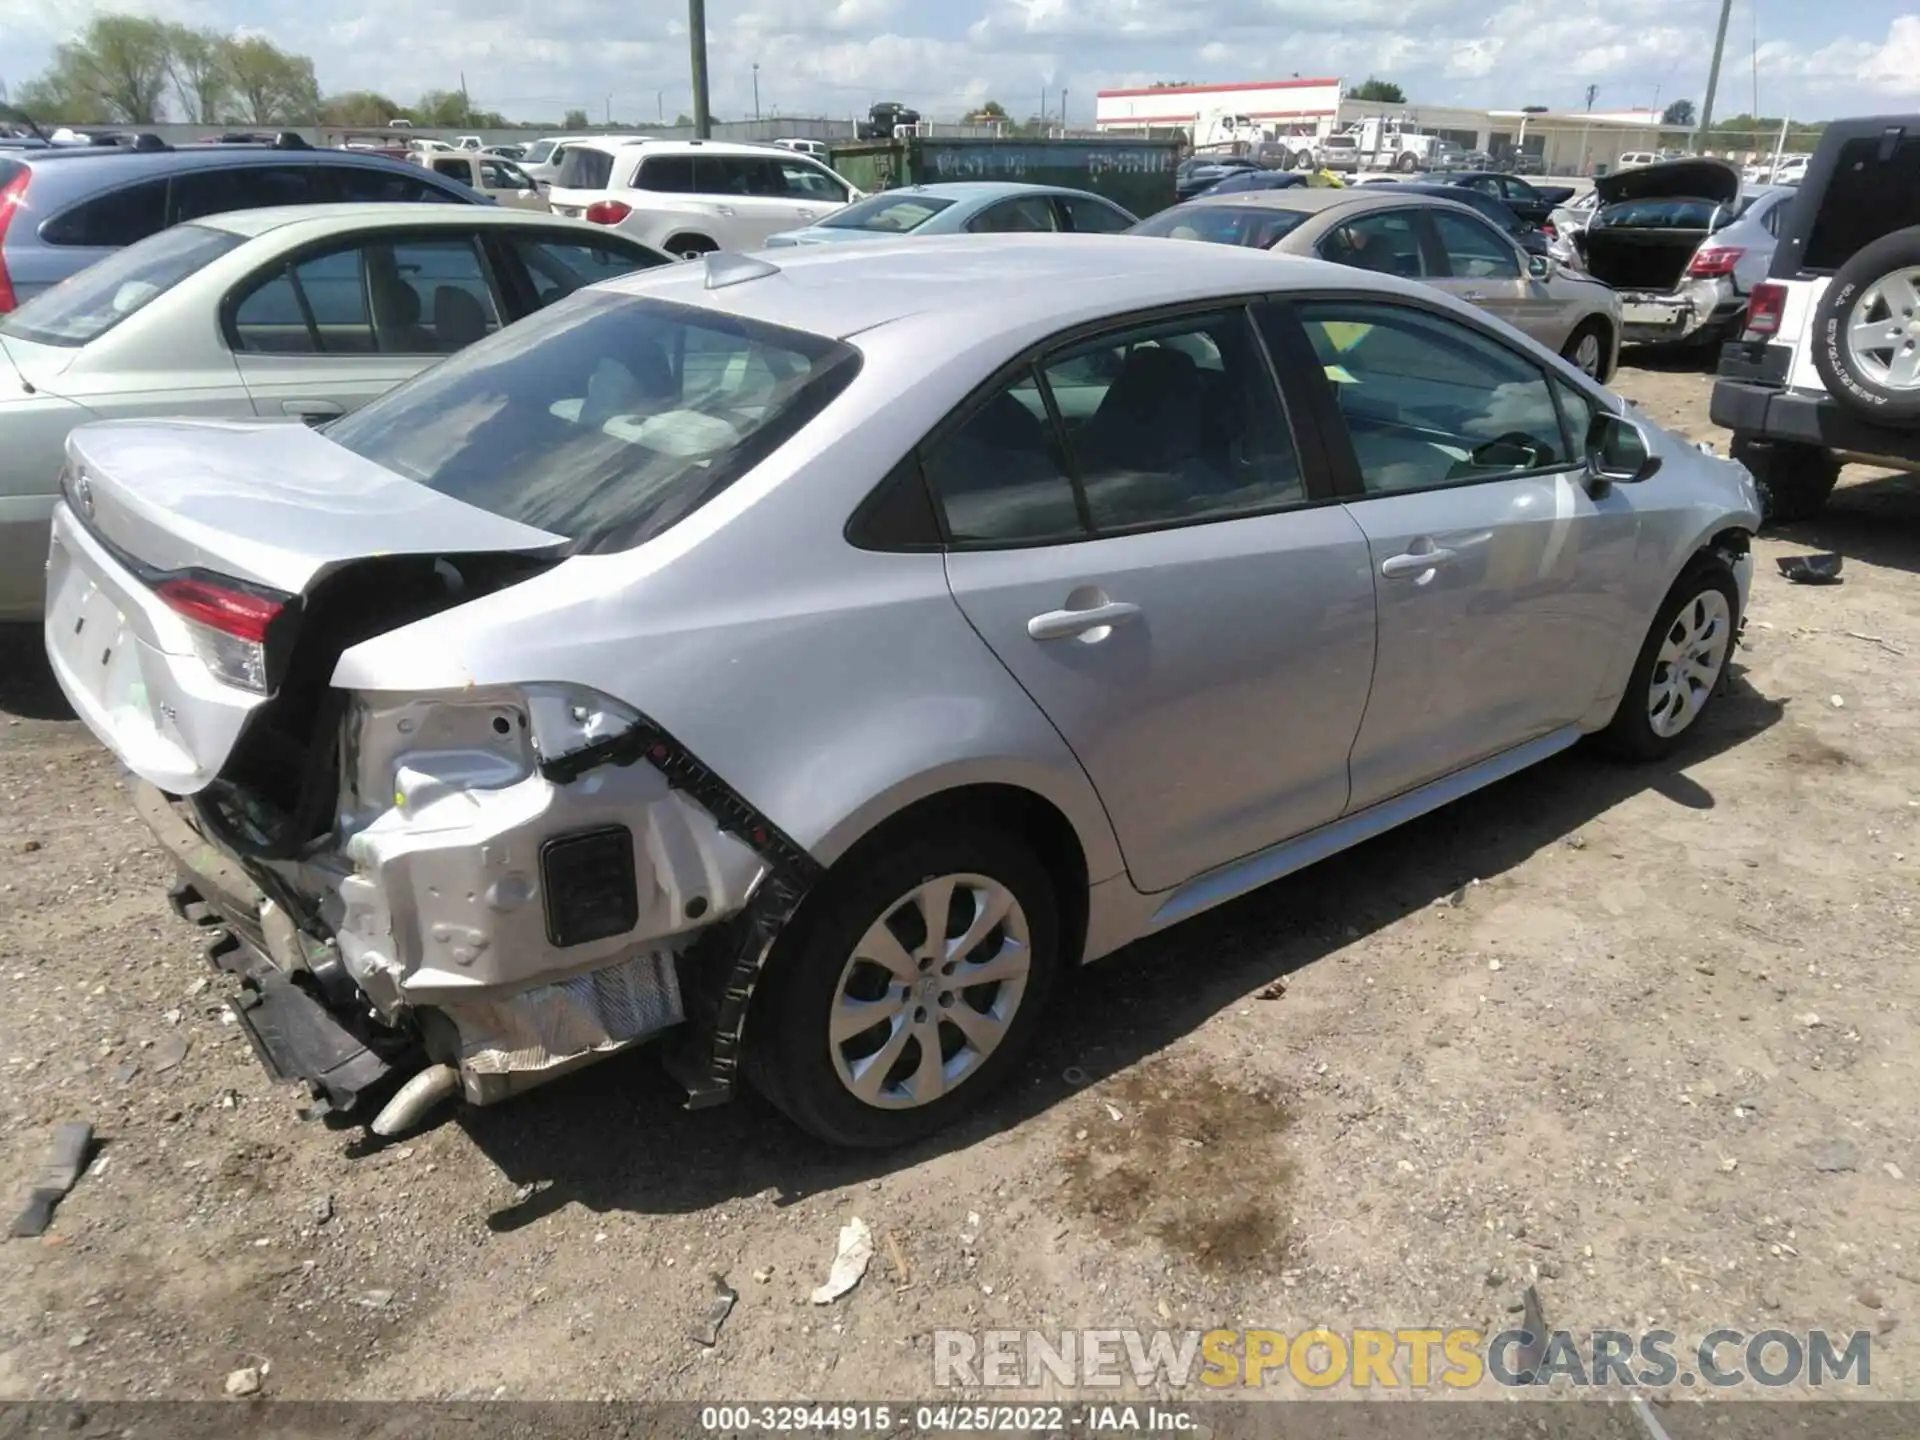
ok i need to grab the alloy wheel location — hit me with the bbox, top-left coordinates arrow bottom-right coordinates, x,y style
1844,268 -> 1920,391
1648,590 -> 1732,738
829,872 -> 1031,1110
1572,331 -> 1602,376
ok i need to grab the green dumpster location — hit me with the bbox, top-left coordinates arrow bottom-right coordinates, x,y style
827,136 -> 1182,218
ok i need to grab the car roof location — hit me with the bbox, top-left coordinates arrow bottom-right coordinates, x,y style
872,182 -> 1101,201
1184,187 -> 1415,216
601,233 -> 1430,342
189,202 -> 613,240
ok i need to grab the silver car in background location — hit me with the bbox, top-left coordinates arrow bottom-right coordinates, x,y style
1130,188 -> 1623,379
45,238 -> 1758,1148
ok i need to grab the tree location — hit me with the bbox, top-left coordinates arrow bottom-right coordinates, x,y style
415,88 -> 470,128
320,90 -> 407,127
977,99 -> 1007,118
562,107 -> 590,129
32,15 -> 175,123
225,36 -> 320,125
164,25 -> 230,124
1662,98 -> 1696,127
1348,76 -> 1406,104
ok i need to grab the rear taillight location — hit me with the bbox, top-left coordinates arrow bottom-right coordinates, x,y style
583,199 -> 631,225
0,168 -> 30,313
1687,245 -> 1744,278
154,576 -> 285,694
1745,281 -> 1787,338
1540,220 -> 1557,241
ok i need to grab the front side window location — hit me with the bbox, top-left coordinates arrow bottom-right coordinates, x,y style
323,291 -> 861,553
1297,301 -> 1571,495
523,140 -> 558,165
703,157 -> 781,196
481,159 -> 533,190
2,222 -> 242,346
1062,195 -> 1133,233
777,161 -> 846,202
1431,210 -> 1521,279
432,157 -> 471,180
328,164 -> 466,204
1318,210 -> 1428,278
171,165 -> 323,224
967,196 -> 1059,234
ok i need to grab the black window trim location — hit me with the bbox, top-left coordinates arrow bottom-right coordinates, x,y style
219,224 -> 510,359
1271,289 -> 1593,505
856,294 -> 1340,554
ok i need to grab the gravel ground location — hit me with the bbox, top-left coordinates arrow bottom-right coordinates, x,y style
2,356 -> 1918,1407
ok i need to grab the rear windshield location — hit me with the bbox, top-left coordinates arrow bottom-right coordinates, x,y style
819,192 -> 956,232
0,222 -> 242,347
1805,134 -> 1920,272
555,145 -> 614,190
323,290 -> 862,553
1129,204 -> 1310,250
1595,197 -> 1728,230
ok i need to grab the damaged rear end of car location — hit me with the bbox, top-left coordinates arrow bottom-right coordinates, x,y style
1577,157 -> 1745,346
44,284 -> 861,1129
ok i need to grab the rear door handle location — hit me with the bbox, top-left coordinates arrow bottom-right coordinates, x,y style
282,400 -> 344,424
1380,547 -> 1456,578
1027,600 -> 1141,641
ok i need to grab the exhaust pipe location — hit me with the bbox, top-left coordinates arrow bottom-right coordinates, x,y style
371,1063 -> 460,1137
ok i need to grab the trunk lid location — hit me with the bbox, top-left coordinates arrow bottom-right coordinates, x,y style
1594,157 -> 1740,207
0,332 -> 77,394
44,418 -> 567,795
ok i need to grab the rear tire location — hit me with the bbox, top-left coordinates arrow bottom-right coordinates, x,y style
1810,225 -> 1920,428
1560,319 -> 1611,381
1731,436 -> 1840,523
744,822 -> 1061,1148
1597,560 -> 1741,761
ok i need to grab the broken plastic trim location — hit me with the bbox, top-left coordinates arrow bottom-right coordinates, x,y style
539,713 -> 824,1106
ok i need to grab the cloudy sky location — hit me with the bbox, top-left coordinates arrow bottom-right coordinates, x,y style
3,0 -> 1916,124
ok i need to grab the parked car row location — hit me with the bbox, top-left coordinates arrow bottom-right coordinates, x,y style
35,229 -> 1761,1149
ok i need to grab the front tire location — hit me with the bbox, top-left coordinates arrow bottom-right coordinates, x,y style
745,823 -> 1061,1148
1395,152 -> 1419,173
1730,436 -> 1840,523
1597,561 -> 1741,761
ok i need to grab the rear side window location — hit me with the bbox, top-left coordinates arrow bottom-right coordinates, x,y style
818,192 -> 954,232
431,157 -> 472,180
170,165 -> 323,224
230,234 -> 502,356
40,179 -> 170,247
966,196 -> 1059,233
1062,196 -> 1134,234
557,146 -> 615,190
323,291 -> 862,552
1,222 -> 242,346
327,164 -> 466,204
636,155 -> 694,192
1129,204 -> 1309,249
1804,134 -> 1920,272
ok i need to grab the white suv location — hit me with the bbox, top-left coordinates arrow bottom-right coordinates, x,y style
546,140 -> 860,258
1710,115 -> 1920,520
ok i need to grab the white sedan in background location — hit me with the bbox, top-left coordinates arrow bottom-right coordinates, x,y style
0,204 -> 670,621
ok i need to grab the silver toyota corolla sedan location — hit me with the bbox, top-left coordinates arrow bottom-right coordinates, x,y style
44,237 -> 1760,1148
1130,188 -> 1623,381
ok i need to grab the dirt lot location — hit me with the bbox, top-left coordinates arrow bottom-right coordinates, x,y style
3,359 -> 1919,1408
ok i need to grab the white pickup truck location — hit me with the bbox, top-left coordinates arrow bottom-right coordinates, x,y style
1710,114 -> 1920,520
412,151 -> 548,210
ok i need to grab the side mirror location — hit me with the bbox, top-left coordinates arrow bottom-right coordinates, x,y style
1527,252 -> 1554,280
1586,411 -> 1663,485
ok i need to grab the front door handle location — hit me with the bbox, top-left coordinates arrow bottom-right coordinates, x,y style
1027,600 -> 1141,641
1380,547 -> 1457,578
282,399 -> 344,424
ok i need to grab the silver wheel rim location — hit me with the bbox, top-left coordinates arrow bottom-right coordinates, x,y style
1844,269 -> 1920,391
1573,332 -> 1601,375
1648,590 -> 1732,738
829,872 -> 1031,1111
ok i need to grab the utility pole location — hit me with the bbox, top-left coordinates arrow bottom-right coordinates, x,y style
1697,0 -> 1734,152
1584,83 -> 1597,112
1060,87 -> 1068,132
688,0 -> 712,138
460,70 -> 471,126
753,63 -> 761,122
